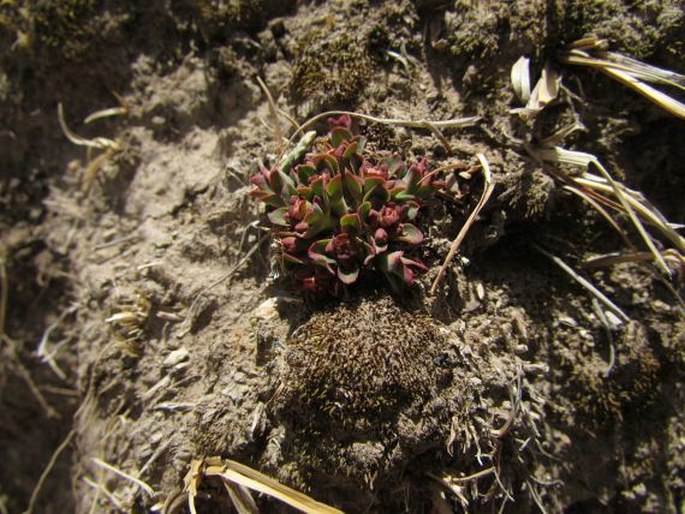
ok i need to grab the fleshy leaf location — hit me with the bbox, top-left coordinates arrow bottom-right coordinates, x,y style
302,203 -> 330,237
386,156 -> 405,178
337,265 -> 360,284
326,174 -> 343,202
363,177 -> 390,203
397,223 -> 424,245
357,201 -> 372,221
331,127 -> 353,147
312,153 -> 339,173
310,176 -> 326,199
297,164 -> 317,184
343,169 -> 363,203
263,193 -> 287,209
268,207 -> 289,226
308,239 -> 336,272
296,185 -> 314,201
405,201 -> 420,221
282,252 -> 305,264
341,213 -> 361,233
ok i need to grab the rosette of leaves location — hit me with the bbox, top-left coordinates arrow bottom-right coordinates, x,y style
250,116 -> 444,295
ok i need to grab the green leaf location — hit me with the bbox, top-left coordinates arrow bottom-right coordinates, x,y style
282,252 -> 305,264
310,176 -> 326,199
416,184 -> 438,199
362,177 -> 390,203
355,136 -> 366,155
268,207 -> 289,226
303,203 -> 331,238
393,190 -> 416,203
331,127 -> 353,147
342,140 -> 358,161
343,169 -> 362,203
340,213 -> 361,233
396,223 -> 424,244
263,194 -> 287,209
296,164 -> 317,185
405,201 -> 420,221
326,174 -> 343,202
313,153 -> 339,173
279,170 -> 297,195
296,185 -> 314,201
402,167 -> 419,191
357,201 -> 372,223
385,156 -> 405,178
308,239 -> 336,272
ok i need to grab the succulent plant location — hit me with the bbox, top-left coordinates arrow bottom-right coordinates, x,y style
250,115 -> 444,295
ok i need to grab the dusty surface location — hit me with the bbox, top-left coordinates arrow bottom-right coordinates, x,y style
1,1 -> 684,513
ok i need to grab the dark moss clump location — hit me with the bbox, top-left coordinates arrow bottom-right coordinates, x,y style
0,0 -> 127,61
278,296 -> 449,430
273,296 -> 455,502
192,0 -> 292,43
289,28 -> 373,110
444,0 -> 684,67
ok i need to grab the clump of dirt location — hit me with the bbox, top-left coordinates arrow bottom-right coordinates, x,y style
278,296 -> 448,424
290,28 -> 373,112
272,296 -> 457,504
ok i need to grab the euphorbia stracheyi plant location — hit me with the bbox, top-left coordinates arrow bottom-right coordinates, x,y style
250,115 -> 444,295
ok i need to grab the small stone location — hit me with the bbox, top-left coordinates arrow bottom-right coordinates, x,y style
164,348 -> 189,367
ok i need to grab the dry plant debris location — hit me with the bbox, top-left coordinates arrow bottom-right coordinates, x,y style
561,37 -> 685,120
510,43 -> 685,300
510,57 -> 561,121
528,144 -> 685,279
174,456 -> 342,514
58,102 -> 125,192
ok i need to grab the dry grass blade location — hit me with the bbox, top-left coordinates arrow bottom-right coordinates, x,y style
583,251 -> 653,268
599,66 -> 685,120
604,51 -> 685,90
84,106 -> 128,124
582,162 -> 671,276
256,76 -> 284,153
279,110 -> 481,162
511,56 -> 531,102
529,145 -> 677,276
561,185 -> 633,248
533,244 -> 630,323
91,457 -> 155,497
213,459 -> 343,514
25,430 -> 75,514
510,61 -> 561,120
584,250 -> 685,278
183,457 -> 343,514
572,176 -> 685,253
561,39 -> 685,120
58,103 -> 120,150
538,120 -> 586,147
83,476 -> 124,510
430,153 -> 495,294
83,147 -> 118,192
184,459 -> 202,514
222,481 -> 259,514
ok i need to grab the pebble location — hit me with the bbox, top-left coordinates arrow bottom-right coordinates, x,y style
164,347 -> 189,367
